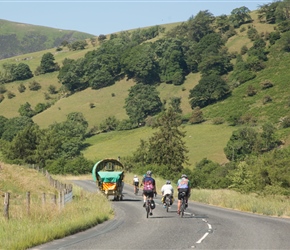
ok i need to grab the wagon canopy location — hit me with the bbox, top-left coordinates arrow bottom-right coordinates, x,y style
92,158 -> 124,182
98,171 -> 123,183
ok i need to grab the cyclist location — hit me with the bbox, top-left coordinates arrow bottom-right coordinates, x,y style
133,175 -> 139,194
177,174 -> 191,215
161,180 -> 174,208
142,170 -> 156,216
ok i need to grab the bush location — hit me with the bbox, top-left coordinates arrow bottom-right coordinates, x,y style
18,83 -> 26,93
239,114 -> 257,126
280,116 -> 290,128
0,85 -> 7,94
246,85 -> 257,96
260,80 -> 274,89
7,91 -> 15,99
29,81 -> 41,91
263,95 -> 272,104
189,107 -> 204,124
241,45 -> 248,55
247,27 -> 259,41
44,92 -> 50,100
48,85 -> 57,94
212,117 -> 225,125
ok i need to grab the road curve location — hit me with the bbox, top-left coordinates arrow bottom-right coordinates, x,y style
31,180 -> 290,250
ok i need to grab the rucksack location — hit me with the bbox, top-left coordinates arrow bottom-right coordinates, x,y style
143,177 -> 154,191
150,200 -> 155,209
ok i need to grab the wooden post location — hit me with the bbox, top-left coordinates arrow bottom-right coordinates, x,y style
27,191 -> 30,216
3,192 -> 10,220
42,193 -> 46,208
58,191 -> 61,211
62,190 -> 65,208
52,194 -> 56,205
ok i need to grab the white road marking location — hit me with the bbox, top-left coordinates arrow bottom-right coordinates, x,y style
196,219 -> 212,244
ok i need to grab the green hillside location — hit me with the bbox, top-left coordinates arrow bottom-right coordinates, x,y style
1,7 -> 290,167
0,19 -> 95,59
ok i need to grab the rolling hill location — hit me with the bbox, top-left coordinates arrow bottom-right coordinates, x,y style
1,9 -> 290,166
0,19 -> 95,59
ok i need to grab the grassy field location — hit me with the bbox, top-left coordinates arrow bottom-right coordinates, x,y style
83,123 -> 235,166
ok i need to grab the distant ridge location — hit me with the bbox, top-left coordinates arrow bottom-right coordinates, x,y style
0,19 -> 95,59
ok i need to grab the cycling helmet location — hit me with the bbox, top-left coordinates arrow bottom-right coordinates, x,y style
146,170 -> 152,176
166,180 -> 171,184
181,174 -> 187,178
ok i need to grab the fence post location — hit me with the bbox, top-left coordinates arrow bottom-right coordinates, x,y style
42,192 -> 46,208
62,190 -> 65,208
27,191 -> 30,216
3,192 -> 10,220
52,194 -> 56,205
58,191 -> 61,211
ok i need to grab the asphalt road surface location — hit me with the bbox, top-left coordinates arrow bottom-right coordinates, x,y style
31,180 -> 290,250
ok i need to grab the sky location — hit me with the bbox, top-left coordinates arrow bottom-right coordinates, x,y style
0,0 -> 271,36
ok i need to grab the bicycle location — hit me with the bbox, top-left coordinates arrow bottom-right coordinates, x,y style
179,192 -> 187,218
134,185 -> 139,195
144,194 -> 154,218
164,194 -> 171,212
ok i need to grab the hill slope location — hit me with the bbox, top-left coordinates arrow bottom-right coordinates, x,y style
1,10 -> 290,166
0,19 -> 95,59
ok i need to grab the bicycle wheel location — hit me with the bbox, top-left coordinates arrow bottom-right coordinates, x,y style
165,196 -> 170,212
146,201 -> 150,218
180,199 -> 185,218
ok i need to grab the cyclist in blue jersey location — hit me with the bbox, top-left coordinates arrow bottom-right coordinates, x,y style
177,174 -> 191,215
142,170 -> 156,215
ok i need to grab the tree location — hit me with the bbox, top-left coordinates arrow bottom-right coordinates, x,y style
229,6 -> 252,28
68,40 -> 87,51
198,53 -> 233,76
224,127 -> 259,161
1,116 -> 34,142
57,58 -> 86,91
99,116 -> 119,132
18,102 -> 35,117
155,38 -> 187,85
12,63 -> 33,80
46,112 -> 88,159
169,97 -> 182,114
215,14 -> 231,34
124,84 -> 163,124
257,2 -> 280,24
0,115 -> 8,138
189,74 -> 231,109
121,43 -> 159,84
2,124 -> 41,164
36,52 -> 59,75
147,108 -> 189,173
187,10 -> 215,42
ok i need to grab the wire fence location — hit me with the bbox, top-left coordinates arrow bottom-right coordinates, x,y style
1,165 -> 73,221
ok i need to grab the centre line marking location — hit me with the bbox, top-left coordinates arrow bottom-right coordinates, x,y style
196,219 -> 212,244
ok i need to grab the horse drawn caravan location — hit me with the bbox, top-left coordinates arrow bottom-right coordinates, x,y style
92,158 -> 124,200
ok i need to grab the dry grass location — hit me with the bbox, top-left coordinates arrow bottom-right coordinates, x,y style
0,163 -> 112,250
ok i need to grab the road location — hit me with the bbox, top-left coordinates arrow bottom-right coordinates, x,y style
32,180 -> 290,250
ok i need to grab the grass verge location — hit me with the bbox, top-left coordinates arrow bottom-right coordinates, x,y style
0,176 -> 113,250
